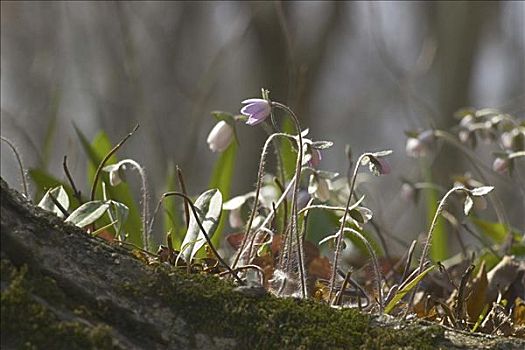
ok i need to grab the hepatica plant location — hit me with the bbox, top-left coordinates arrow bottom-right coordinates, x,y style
6,89 -> 524,337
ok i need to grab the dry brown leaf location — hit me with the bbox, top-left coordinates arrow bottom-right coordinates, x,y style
467,260 -> 488,322
513,297 -> 525,326
486,255 -> 523,304
308,255 -> 332,280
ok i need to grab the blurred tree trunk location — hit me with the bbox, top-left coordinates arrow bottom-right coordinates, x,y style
426,1 -> 500,187
429,1 -> 500,127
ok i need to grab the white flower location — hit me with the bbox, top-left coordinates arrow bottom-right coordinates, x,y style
309,174 -> 331,202
229,207 -> 244,228
207,121 -> 233,152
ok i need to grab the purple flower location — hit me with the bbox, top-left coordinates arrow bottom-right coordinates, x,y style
240,99 -> 271,126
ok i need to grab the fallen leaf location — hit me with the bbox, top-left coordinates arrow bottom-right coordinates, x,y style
467,261 -> 488,322
486,255 -> 524,303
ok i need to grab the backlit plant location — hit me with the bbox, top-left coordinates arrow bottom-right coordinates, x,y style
3,91 -> 524,338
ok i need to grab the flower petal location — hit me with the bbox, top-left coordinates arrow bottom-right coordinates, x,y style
246,115 -> 266,126
241,103 -> 266,116
241,98 -> 267,104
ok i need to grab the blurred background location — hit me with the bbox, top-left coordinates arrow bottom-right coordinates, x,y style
1,1 -> 524,254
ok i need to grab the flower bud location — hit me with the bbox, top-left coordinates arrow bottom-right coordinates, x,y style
229,207 -> 244,229
109,168 -> 123,186
406,138 -> 425,158
492,157 -> 509,175
207,121 -> 233,152
400,183 -> 416,202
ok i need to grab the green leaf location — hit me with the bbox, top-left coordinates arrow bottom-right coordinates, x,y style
384,265 -> 435,314
463,195 -> 474,215
322,207 -> 383,257
349,207 -> 373,224
470,217 -> 508,244
102,182 -> 128,238
38,186 -> 70,218
65,201 -> 110,228
280,118 -> 297,178
311,141 -> 333,150
28,169 -> 80,208
470,186 -> 494,197
109,200 -> 129,238
208,141 -> 237,246
181,189 -> 222,263
74,127 -> 143,247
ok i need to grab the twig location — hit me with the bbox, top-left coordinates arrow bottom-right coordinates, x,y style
1,136 -> 29,198
47,191 -> 70,217
63,156 -> 82,203
455,264 -> 475,329
334,269 -> 353,306
400,240 -> 418,283
90,124 -> 139,201
176,165 -> 191,229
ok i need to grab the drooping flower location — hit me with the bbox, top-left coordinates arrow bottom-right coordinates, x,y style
309,148 -> 322,168
492,157 -> 509,175
103,161 -> 127,186
406,130 -> 435,158
240,98 -> 271,126
375,157 -> 391,175
308,174 -> 331,202
207,120 -> 233,152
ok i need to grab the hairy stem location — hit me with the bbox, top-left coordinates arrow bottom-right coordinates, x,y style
118,159 -> 150,250
1,136 -> 29,198
90,124 -> 139,202
329,153 -> 370,302
231,132 -> 294,270
341,228 -> 383,313
272,101 -> 307,298
405,186 -> 468,315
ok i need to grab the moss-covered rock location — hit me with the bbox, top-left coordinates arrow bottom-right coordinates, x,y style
1,178 -> 523,349
1,261 -> 118,350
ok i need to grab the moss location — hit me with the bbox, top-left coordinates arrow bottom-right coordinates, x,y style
121,267 -> 445,349
0,260 -> 119,350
